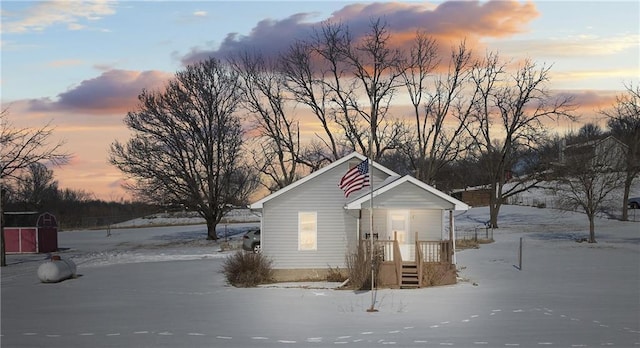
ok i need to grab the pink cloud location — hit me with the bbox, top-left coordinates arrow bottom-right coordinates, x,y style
182,12 -> 317,65
27,69 -> 172,115
181,0 -> 538,65
553,89 -> 618,111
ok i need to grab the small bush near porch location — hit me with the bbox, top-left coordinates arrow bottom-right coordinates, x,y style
422,263 -> 457,287
343,246 -> 383,290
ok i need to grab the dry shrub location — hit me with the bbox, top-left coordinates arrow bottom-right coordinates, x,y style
422,263 -> 452,287
345,248 -> 371,290
344,245 -> 383,290
456,238 -> 493,251
456,239 -> 479,250
222,251 -> 273,287
326,266 -> 347,282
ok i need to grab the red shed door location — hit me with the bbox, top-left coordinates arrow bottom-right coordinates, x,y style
38,227 -> 58,253
3,228 -> 37,253
21,228 -> 38,253
4,229 -> 21,253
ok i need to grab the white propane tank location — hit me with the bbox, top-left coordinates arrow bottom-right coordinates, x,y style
37,255 -> 77,283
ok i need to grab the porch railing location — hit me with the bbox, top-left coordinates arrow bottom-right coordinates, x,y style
417,240 -> 453,263
361,239 -> 452,264
415,233 -> 423,287
360,236 -> 452,288
362,234 -> 403,286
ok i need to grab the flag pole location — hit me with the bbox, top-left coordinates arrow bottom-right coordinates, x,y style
367,120 -> 377,313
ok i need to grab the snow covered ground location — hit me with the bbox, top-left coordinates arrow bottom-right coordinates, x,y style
1,205 -> 639,347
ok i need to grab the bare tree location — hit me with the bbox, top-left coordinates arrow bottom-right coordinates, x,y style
341,19 -> 407,159
554,136 -> 626,242
467,54 -> 575,227
109,58 -> 258,240
601,83 -> 640,221
231,51 -> 301,192
280,39 -> 342,166
0,109 -> 69,266
399,39 -> 475,184
13,162 -> 59,211
283,20 -> 407,162
311,21 -> 368,157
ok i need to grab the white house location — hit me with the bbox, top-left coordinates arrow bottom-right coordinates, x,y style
249,152 -> 469,288
561,135 -> 628,169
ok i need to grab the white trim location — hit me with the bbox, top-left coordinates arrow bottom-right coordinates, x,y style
344,175 -> 469,211
249,152 -> 398,209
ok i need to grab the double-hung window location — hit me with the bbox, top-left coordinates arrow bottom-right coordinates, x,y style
298,212 -> 317,251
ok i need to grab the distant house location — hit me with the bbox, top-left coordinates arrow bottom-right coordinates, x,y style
249,153 -> 469,288
452,188 -> 492,207
561,135 -> 627,169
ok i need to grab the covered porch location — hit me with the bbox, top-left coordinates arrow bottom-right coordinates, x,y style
344,176 -> 468,288
359,232 -> 455,289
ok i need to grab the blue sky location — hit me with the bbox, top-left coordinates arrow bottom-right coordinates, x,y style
1,0 -> 639,200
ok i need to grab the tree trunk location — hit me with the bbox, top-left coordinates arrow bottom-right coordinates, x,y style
489,203 -> 500,229
1,191 -> 6,267
206,218 -> 218,240
489,183 -> 501,228
1,222 -> 6,267
588,215 -> 597,243
621,171 -> 633,221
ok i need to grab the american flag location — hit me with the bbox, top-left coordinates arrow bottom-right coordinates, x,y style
339,160 -> 370,198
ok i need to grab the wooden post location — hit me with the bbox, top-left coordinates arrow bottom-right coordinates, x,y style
449,211 -> 456,265
518,237 -> 523,270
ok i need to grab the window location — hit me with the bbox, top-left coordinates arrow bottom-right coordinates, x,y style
298,212 -> 317,251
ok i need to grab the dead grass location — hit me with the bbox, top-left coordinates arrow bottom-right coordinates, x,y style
421,263 -> 450,287
326,266 -> 347,282
456,238 -> 493,250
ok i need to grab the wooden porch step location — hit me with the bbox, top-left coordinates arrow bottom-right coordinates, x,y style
400,262 -> 420,289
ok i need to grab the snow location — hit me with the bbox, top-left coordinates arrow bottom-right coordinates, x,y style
1,205 -> 639,347
110,208 -> 260,228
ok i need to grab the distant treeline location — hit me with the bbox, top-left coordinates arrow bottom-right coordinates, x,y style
2,181 -> 160,230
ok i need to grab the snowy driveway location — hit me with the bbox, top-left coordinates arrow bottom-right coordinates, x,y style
2,206 -> 639,347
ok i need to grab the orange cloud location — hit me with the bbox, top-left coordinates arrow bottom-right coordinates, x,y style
553,89 -> 618,111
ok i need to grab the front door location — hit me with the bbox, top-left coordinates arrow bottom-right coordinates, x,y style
388,210 -> 412,261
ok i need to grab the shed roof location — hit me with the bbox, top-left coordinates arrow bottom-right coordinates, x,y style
3,212 -> 58,227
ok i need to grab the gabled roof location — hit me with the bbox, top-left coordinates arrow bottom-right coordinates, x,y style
565,135 -> 628,150
344,175 -> 469,211
249,152 -> 398,209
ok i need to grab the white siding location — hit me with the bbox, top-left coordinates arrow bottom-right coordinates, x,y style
410,210 -> 443,240
262,162 -> 389,269
356,181 -> 450,243
359,208 -> 387,240
359,209 -> 443,241
372,181 -> 455,210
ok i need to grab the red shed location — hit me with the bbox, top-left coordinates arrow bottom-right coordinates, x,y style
3,212 -> 58,253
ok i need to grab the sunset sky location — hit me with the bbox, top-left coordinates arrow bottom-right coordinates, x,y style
2,0 -> 639,201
